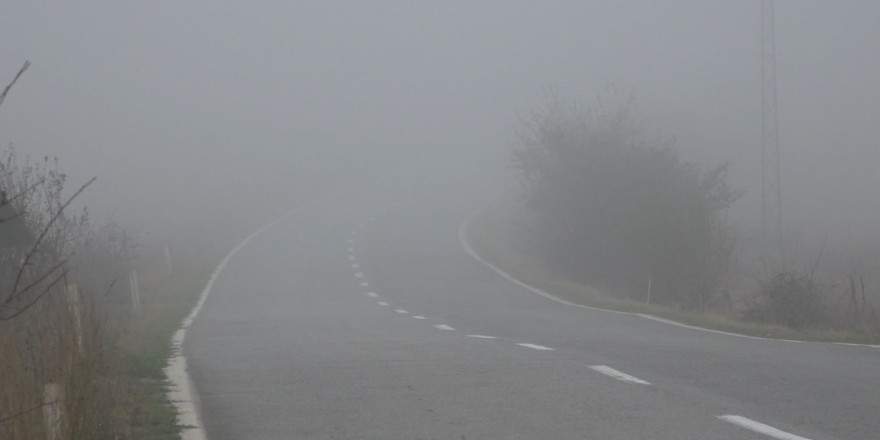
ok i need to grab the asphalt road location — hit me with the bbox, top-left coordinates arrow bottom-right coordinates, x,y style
186,169 -> 879,440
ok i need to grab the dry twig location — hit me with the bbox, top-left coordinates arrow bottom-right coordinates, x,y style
0,61 -> 31,109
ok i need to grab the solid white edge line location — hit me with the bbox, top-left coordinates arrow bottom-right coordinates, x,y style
458,203 -> 624,316
589,365 -> 650,385
457,200 -> 880,348
466,335 -> 497,339
833,341 -> 880,349
166,203 -> 306,440
434,324 -> 455,330
516,343 -> 554,351
718,415 -> 812,440
633,313 -> 805,343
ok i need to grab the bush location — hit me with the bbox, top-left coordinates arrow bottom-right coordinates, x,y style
511,86 -> 741,309
744,271 -> 826,329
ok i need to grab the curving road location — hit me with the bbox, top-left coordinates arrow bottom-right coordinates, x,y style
185,167 -> 879,440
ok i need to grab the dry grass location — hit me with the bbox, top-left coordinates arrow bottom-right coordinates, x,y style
0,290 -> 114,439
0,250 -> 215,440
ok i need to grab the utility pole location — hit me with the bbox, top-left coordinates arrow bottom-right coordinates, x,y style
760,0 -> 784,259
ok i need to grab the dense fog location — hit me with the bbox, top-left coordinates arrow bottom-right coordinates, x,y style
2,1 -> 879,255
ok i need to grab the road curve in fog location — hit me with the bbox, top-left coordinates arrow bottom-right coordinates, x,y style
185,167 -> 879,440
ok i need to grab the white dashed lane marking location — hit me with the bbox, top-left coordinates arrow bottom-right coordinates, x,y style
516,343 -> 554,351
589,365 -> 650,385
347,213 -> 819,440
717,415 -> 812,440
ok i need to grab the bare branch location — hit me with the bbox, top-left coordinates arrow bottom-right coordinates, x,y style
0,61 -> 31,109
1,178 -> 46,207
0,269 -> 67,321
102,277 -> 118,298
10,177 -> 96,309
4,259 -> 67,304
0,396 -> 88,425
0,211 -> 25,225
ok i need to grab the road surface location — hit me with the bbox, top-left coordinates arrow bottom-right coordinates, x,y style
185,168 -> 879,440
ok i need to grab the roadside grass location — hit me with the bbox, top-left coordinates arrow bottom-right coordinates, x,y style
116,258 -> 214,440
465,197 -> 880,345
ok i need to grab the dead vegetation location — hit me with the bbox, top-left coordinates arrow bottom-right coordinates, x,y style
0,61 -> 192,439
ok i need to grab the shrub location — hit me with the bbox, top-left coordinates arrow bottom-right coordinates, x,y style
511,86 -> 741,309
745,271 -> 826,329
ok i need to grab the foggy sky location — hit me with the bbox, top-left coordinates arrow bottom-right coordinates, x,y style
1,1 -> 879,248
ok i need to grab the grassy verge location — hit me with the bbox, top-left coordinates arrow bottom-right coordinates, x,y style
465,197 -> 880,345
116,259 -> 214,440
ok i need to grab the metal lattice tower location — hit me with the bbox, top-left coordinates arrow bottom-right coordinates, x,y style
760,0 -> 784,257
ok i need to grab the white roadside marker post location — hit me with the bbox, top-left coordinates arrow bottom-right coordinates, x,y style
43,383 -> 63,440
129,270 -> 142,314
66,284 -> 84,355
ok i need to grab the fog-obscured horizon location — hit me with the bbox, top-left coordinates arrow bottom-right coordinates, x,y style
2,1 -> 878,254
